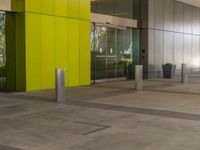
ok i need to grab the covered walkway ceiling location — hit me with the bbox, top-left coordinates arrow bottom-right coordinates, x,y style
0,0 -> 22,12
177,0 -> 200,8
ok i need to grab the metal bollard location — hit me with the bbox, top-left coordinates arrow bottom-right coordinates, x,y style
55,68 -> 66,103
135,65 -> 143,90
181,63 -> 188,84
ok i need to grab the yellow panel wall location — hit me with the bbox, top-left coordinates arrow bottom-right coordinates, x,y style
55,0 -> 68,17
26,0 -> 89,19
41,15 -> 56,90
68,0 -> 79,18
80,20 -> 91,85
41,0 -> 55,15
24,0 -> 90,91
26,13 -> 41,91
80,0 -> 90,19
25,0 -> 40,13
55,18 -> 68,86
68,19 -> 80,86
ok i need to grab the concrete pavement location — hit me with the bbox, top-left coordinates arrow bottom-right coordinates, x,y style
0,79 -> 200,149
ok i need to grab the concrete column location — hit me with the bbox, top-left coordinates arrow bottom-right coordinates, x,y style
135,65 -> 143,90
55,68 -> 66,103
181,63 -> 188,84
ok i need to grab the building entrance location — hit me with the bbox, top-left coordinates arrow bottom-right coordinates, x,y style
91,23 -> 133,82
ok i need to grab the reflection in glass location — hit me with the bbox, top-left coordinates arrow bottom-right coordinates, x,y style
0,13 -> 5,90
91,25 -> 107,80
117,28 -> 133,78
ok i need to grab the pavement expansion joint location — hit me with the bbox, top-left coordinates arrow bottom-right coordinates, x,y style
0,144 -> 23,150
69,101 -> 200,122
74,121 -> 112,135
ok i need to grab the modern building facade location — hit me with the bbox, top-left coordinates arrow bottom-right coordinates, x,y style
0,0 -> 90,91
0,0 -> 200,91
141,0 -> 200,79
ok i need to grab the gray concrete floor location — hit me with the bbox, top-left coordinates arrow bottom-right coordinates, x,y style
1,77 -> 200,149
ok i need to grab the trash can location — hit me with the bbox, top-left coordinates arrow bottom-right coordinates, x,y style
162,63 -> 176,79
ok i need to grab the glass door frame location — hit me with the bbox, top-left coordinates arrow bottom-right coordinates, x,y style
106,25 -> 117,80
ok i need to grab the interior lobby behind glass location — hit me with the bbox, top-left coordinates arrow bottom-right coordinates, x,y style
91,24 -> 133,81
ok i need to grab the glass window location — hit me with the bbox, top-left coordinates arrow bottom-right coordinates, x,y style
91,0 -> 140,19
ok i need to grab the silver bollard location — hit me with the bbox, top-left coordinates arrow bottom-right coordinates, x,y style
55,68 -> 66,103
181,63 -> 188,84
135,65 -> 143,90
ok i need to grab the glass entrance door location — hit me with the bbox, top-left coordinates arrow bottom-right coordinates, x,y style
91,23 -> 133,82
92,26 -> 107,80
107,27 -> 116,79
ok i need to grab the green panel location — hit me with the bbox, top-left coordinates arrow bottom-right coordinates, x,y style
132,29 -> 141,79
68,0 -> 79,18
11,0 -> 25,12
55,17 -> 68,86
79,20 -> 90,85
79,0 -> 90,20
6,13 -> 16,91
41,15 -> 55,89
55,0 -> 68,17
25,0 -> 41,13
15,13 -> 26,91
41,0 -> 55,15
68,19 -> 79,86
26,13 -> 41,91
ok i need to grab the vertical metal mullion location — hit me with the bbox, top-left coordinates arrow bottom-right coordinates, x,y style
0,13 -> 4,91
4,12 -> 6,90
115,29 -> 117,79
106,25 -> 108,80
93,23 -> 96,83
